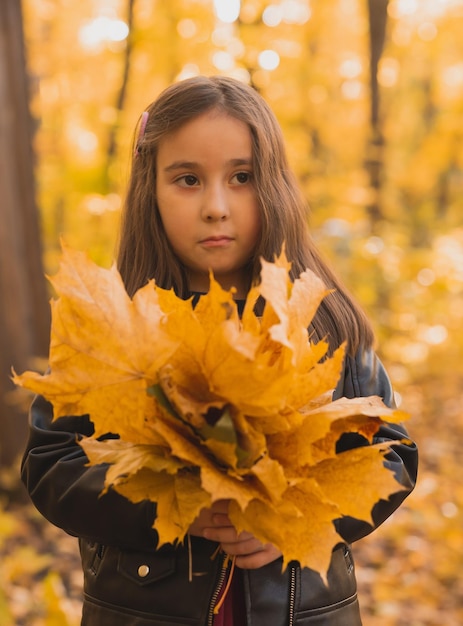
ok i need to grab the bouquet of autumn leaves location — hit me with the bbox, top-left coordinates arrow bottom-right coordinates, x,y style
14,246 -> 407,578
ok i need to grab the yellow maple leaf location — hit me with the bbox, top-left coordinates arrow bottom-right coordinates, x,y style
80,437 -> 182,493
228,478 -> 343,576
13,246 -> 181,441
117,469 -> 211,545
306,443 -> 402,524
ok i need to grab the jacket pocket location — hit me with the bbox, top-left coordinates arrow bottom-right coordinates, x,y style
80,540 -> 106,577
117,548 -> 176,586
296,593 -> 362,626
80,538 -> 220,624
298,544 -> 358,613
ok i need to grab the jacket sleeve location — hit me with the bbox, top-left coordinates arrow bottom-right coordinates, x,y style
20,394 -> 159,551
332,349 -> 418,544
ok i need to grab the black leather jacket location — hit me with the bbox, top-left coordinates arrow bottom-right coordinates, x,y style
21,350 -> 417,626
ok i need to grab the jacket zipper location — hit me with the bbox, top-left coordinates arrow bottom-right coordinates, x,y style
207,552 -> 230,626
208,557 -> 296,625
288,564 -> 297,626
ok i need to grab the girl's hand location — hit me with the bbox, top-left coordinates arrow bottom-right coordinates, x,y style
188,500 -> 282,569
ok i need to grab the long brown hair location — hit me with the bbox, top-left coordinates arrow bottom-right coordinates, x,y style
117,75 -> 374,354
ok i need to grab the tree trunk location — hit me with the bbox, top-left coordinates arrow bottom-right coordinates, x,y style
365,0 -> 389,227
0,0 -> 50,467
103,0 -> 136,192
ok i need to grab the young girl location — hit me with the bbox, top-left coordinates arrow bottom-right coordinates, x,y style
21,75 -> 418,626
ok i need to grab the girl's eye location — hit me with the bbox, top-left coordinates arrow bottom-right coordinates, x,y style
232,171 -> 252,185
178,174 -> 199,187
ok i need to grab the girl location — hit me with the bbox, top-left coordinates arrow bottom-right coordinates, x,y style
21,75 -> 418,626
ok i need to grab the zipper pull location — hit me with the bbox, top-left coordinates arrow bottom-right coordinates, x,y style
213,554 -> 236,615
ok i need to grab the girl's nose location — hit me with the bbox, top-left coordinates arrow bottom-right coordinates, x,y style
201,184 -> 229,221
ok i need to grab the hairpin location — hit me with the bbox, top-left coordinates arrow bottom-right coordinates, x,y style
134,111 -> 149,156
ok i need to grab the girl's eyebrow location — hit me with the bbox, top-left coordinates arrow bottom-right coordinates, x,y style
163,158 -> 252,172
164,161 -> 197,172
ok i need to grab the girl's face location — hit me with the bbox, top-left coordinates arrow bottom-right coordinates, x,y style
156,109 -> 261,298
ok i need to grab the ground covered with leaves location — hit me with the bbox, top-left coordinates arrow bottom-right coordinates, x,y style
0,480 -> 83,626
1,373 -> 462,626
357,374 -> 463,626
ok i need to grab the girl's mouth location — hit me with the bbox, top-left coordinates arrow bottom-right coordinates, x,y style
200,236 -> 233,247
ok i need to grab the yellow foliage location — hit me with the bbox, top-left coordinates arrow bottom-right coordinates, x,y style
43,573 -> 78,626
14,246 -> 406,577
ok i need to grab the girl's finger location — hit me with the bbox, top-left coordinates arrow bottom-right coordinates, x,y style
211,513 -> 233,527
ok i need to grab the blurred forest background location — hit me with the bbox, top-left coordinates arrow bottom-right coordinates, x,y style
1,0 -> 462,624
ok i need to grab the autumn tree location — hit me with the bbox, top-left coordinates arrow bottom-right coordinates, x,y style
0,0 -> 50,467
